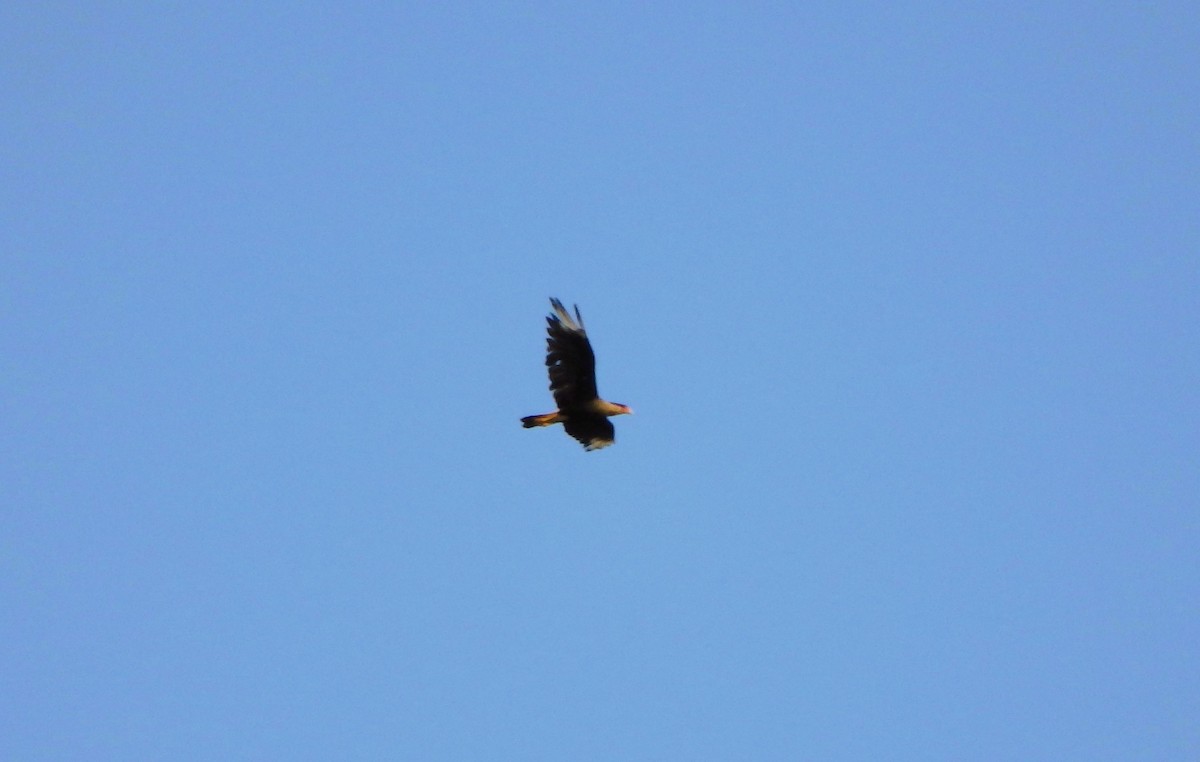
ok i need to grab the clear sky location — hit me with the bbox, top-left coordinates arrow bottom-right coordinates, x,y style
3,3 -> 1197,759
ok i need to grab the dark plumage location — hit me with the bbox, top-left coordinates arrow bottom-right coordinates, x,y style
521,298 -> 632,450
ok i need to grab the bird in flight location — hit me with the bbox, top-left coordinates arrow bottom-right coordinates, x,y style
522,298 -> 632,450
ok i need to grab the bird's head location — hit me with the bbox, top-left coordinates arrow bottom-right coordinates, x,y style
612,402 -> 633,416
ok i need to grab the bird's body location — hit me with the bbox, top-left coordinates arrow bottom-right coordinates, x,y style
522,298 -> 632,450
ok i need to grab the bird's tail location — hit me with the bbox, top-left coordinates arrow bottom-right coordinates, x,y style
521,412 -> 563,428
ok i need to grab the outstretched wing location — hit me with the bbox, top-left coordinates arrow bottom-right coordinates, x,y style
564,415 -> 615,451
545,298 -> 600,409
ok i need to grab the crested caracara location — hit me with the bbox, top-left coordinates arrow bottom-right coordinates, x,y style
521,298 -> 632,451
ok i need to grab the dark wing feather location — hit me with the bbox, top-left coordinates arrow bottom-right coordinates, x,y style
545,298 -> 600,408
563,415 -> 615,451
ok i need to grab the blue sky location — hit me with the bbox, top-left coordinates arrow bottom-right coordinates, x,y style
3,3 -> 1197,759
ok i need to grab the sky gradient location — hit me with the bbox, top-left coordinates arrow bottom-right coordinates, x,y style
3,3 -> 1198,759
